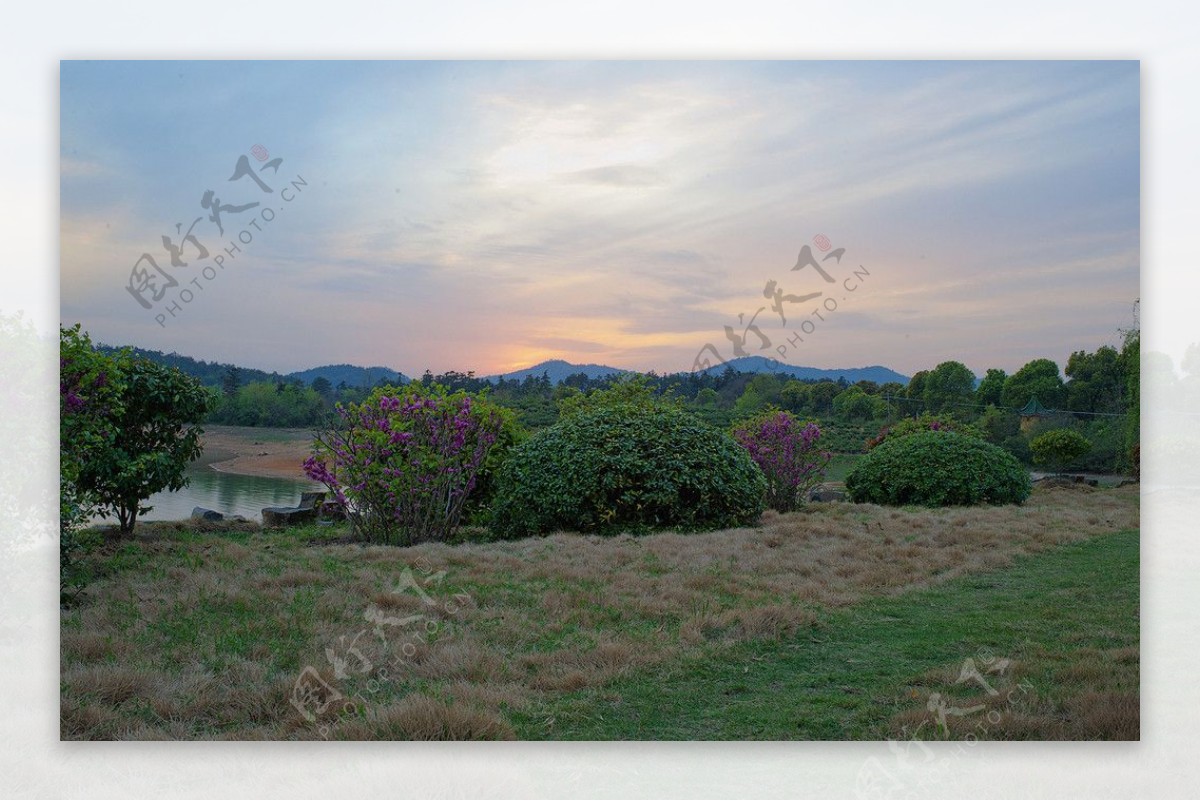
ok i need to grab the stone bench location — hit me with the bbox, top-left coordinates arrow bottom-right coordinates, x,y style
262,492 -> 327,527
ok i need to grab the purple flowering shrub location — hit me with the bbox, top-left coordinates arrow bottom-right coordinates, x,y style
732,409 -> 831,512
60,324 -> 120,598
305,384 -> 506,545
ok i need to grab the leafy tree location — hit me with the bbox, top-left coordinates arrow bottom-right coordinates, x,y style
222,365 -> 242,397
1065,346 -> 1123,414
865,412 -> 984,451
557,374 -> 673,419
832,385 -> 882,421
808,380 -> 841,415
209,380 -> 326,427
310,376 -> 333,397
60,325 -> 122,598
746,373 -> 783,406
975,368 -> 1007,407
922,360 -> 976,413
73,345 -> 212,535
1000,358 -> 1066,410
732,384 -> 767,419
694,387 -> 721,408
977,404 -> 1019,445
1119,322 -> 1139,476
1030,429 -> 1092,475
906,370 -> 930,400
779,380 -> 811,414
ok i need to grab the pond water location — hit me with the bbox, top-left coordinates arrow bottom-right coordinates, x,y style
108,465 -> 324,523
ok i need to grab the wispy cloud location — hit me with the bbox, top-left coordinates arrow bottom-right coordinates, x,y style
59,61 -> 1138,377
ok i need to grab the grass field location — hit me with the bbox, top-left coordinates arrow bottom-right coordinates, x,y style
61,484 -> 1138,740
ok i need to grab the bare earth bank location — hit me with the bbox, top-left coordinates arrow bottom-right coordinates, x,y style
196,424 -> 314,481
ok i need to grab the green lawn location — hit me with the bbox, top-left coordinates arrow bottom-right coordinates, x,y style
62,486 -> 1138,740
513,528 -> 1139,740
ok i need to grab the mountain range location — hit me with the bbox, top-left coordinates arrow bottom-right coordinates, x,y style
288,364 -> 410,388
96,345 -> 411,390
697,356 -> 910,385
99,346 -> 910,389
483,359 -> 630,384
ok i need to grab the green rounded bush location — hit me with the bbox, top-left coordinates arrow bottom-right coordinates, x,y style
1029,428 -> 1092,474
845,431 -> 1031,507
490,404 -> 766,538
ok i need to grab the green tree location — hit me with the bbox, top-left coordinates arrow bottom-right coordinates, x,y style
745,373 -> 783,407
76,353 -> 212,534
975,368 -> 1007,408
60,325 -> 122,598
310,376 -> 333,397
1065,346 -> 1123,414
779,380 -> 811,414
1030,429 -> 1092,475
977,404 -> 1019,445
922,360 -> 977,414
221,365 -> 241,397
906,370 -> 930,401
694,387 -> 721,409
808,380 -> 841,415
558,374 -> 671,419
1118,310 -> 1140,475
1000,358 -> 1066,410
833,385 -> 883,421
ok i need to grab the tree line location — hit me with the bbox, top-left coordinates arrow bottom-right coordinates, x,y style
105,319 -> 1142,473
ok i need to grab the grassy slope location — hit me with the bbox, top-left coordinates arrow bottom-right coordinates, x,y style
61,487 -> 1138,740
516,529 -> 1138,740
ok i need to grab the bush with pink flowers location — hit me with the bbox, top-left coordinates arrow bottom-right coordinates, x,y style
731,410 -> 831,512
305,384 -> 507,545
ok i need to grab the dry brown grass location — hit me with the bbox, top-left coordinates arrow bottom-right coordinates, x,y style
888,643 -> 1140,741
61,484 -> 1137,740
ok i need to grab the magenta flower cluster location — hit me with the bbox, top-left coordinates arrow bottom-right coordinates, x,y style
59,354 -> 110,415
305,388 -> 503,545
732,411 -> 831,512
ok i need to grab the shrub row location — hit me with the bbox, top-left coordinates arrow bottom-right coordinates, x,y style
308,385 -> 1036,546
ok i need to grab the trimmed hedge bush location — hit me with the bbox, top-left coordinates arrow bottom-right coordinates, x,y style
1030,428 -> 1092,474
865,413 -> 984,451
491,404 -> 766,538
845,430 -> 1031,507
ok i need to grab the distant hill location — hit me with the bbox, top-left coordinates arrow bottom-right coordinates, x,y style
288,364 -> 409,388
94,346 -> 407,390
96,345 -> 907,391
700,356 -> 910,385
95,344 -> 284,387
484,359 -> 629,384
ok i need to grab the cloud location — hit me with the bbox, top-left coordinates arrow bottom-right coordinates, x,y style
558,163 -> 666,187
58,61 -> 1139,377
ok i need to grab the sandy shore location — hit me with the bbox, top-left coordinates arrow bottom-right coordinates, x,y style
197,425 -> 315,481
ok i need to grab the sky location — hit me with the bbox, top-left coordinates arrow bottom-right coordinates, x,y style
59,60 -> 1140,379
